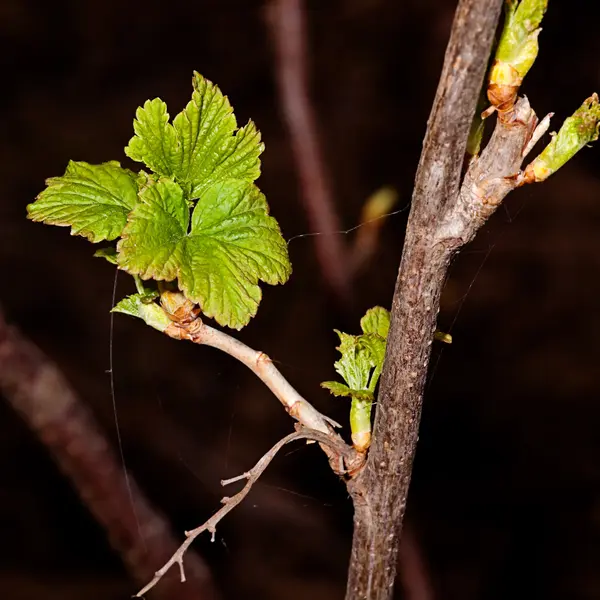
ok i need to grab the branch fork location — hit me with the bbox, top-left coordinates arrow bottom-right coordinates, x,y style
134,427 -> 356,598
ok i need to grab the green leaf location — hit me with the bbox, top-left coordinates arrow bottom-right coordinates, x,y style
117,178 -> 188,281
94,247 -> 118,264
27,161 -> 138,242
360,306 -> 390,338
434,330 -> 453,344
322,307 -> 391,451
117,178 -> 291,329
323,307 -> 390,400
359,333 -> 387,391
125,99 -> 178,178
333,331 -> 374,392
112,292 -> 170,332
321,381 -> 374,402
125,72 -> 263,197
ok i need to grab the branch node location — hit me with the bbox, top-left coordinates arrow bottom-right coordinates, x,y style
221,472 -> 250,486
135,428 -> 349,596
176,558 -> 186,583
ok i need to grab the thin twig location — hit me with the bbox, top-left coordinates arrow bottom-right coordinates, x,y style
0,308 -> 218,600
163,317 -> 334,432
266,0 -> 353,305
163,315 -> 364,475
134,427 -> 354,597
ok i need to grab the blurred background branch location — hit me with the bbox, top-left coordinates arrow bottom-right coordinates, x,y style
0,307 -> 218,600
266,0 -> 354,308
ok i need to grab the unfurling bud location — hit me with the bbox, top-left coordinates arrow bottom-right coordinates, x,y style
522,94 -> 600,184
160,289 -> 201,323
488,0 -> 548,112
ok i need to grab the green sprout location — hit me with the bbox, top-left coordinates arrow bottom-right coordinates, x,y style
488,0 -> 548,112
523,94 -> 600,183
321,307 -> 390,453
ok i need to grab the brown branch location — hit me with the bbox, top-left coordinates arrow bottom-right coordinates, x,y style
165,317 -> 341,435
344,1 -> 507,599
266,0 -> 353,305
134,427 -> 355,597
159,299 -> 364,476
0,308 -> 218,600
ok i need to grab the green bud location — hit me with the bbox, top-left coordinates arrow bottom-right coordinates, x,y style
488,0 -> 548,111
112,293 -> 171,332
524,94 -> 600,183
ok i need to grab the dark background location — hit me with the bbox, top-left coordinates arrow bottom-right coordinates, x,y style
2,0 -> 600,598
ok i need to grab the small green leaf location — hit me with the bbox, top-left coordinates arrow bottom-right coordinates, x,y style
434,330 -> 453,344
112,292 -> 170,332
525,94 -> 600,182
359,333 -> 387,392
323,307 -> 391,452
333,331 -> 374,391
125,99 -> 178,178
360,306 -> 390,338
27,161 -> 138,242
125,72 -> 263,198
117,178 -> 188,281
177,73 -> 263,196
117,178 -> 291,329
94,247 -> 118,264
320,381 -> 373,401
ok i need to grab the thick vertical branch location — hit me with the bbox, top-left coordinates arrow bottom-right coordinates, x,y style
345,1 -> 505,598
0,308 -> 218,600
267,0 -> 353,305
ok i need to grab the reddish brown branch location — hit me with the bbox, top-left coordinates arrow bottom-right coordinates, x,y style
0,308 -> 218,600
267,0 -> 353,305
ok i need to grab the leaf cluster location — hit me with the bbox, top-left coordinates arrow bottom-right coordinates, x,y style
321,307 -> 390,402
27,72 -> 291,329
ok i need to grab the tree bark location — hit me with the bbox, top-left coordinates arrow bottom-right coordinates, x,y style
345,1 -> 505,598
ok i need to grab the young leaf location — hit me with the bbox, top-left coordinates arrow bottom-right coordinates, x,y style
360,306 -> 390,339
27,161 -> 138,242
125,72 -> 263,197
333,331 -> 375,392
117,178 -> 291,329
322,307 -> 391,452
321,381 -> 374,402
112,292 -> 171,332
359,333 -> 387,391
176,74 -> 263,196
125,99 -> 178,178
94,247 -> 118,264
